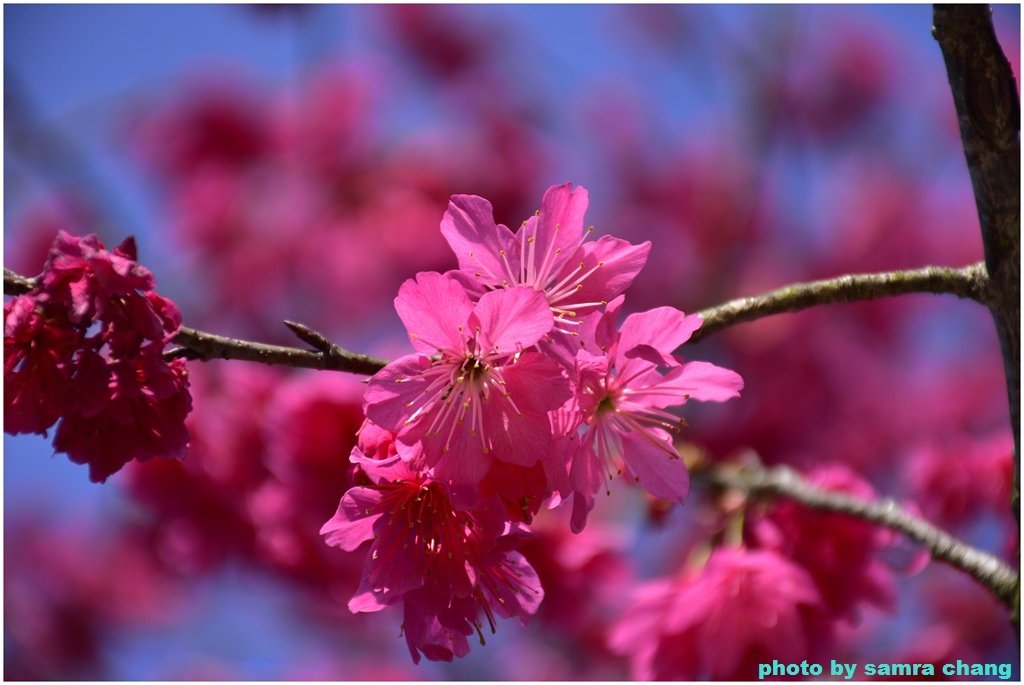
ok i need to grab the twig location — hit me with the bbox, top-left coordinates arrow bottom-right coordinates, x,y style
696,455 -> 1019,609
3,270 -> 389,376
689,262 -> 990,343
4,263 -> 988,373
170,326 -> 389,376
4,268 -> 37,296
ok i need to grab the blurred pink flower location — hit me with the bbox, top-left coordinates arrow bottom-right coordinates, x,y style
904,431 -> 1014,528
609,547 -> 829,680
5,231 -> 191,482
4,295 -> 79,434
750,464 -> 899,623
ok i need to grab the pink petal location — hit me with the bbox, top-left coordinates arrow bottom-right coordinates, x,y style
568,438 -> 602,534
348,579 -> 389,613
364,353 -> 434,431
499,351 -> 573,412
485,550 -> 545,619
470,287 -> 553,355
423,427 -> 493,486
394,272 -> 472,353
483,404 -> 551,467
573,235 -> 651,311
657,361 -> 744,403
350,449 -> 418,484
440,194 -> 516,287
535,183 -> 588,275
616,307 -> 703,378
594,295 -> 625,353
623,343 -> 679,369
320,487 -> 383,551
620,429 -> 690,502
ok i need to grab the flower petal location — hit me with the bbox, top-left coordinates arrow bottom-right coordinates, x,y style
394,272 -> 473,353
623,343 -> 680,369
568,438 -> 602,534
620,429 -> 690,502
498,351 -> 573,413
533,183 -> 588,281
320,487 -> 384,551
440,194 -> 516,287
470,287 -> 553,355
656,361 -> 745,403
573,235 -> 651,312
616,307 -> 703,378
364,353 -> 435,431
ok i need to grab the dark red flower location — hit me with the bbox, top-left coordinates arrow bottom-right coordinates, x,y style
4,295 -> 80,435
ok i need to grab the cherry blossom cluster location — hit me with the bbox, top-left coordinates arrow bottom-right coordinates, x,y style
608,465 -> 914,679
321,183 -> 743,662
4,231 -> 190,482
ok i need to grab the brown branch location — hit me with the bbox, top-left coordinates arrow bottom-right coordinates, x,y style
168,326 -> 389,376
689,262 -> 990,343
4,263 -> 989,373
933,3 -> 1021,626
696,454 -> 1020,609
3,269 -> 389,376
5,265 -> 1016,606
933,7 -> 1020,459
4,268 -> 37,296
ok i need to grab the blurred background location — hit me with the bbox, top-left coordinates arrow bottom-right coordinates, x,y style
4,4 -> 1020,679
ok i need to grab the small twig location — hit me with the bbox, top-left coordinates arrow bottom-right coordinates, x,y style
4,268 -> 37,296
689,262 -> 990,343
695,455 -> 1019,609
169,326 -> 389,376
284,320 -> 337,353
3,269 -> 389,376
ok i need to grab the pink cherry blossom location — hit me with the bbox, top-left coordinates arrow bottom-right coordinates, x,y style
441,183 -> 650,336
364,272 -> 571,486
54,350 -> 192,483
608,547 -> 829,680
320,450 -> 543,662
4,295 -> 80,435
561,296 -> 744,531
40,232 -> 155,325
4,231 -> 192,482
749,464 -> 898,623
903,431 -> 1014,528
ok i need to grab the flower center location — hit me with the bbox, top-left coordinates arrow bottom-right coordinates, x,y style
596,394 -> 617,416
459,355 -> 489,383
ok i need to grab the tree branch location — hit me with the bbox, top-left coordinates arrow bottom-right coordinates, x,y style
695,454 -> 1020,609
5,262 -> 989,374
4,268 -> 37,296
933,7 -> 1020,458
169,325 -> 389,376
4,264 -> 1015,606
3,269 -> 389,376
933,3 -> 1020,626
689,261 -> 990,343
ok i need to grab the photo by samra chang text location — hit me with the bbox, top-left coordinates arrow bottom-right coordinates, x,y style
758,659 -> 1015,680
